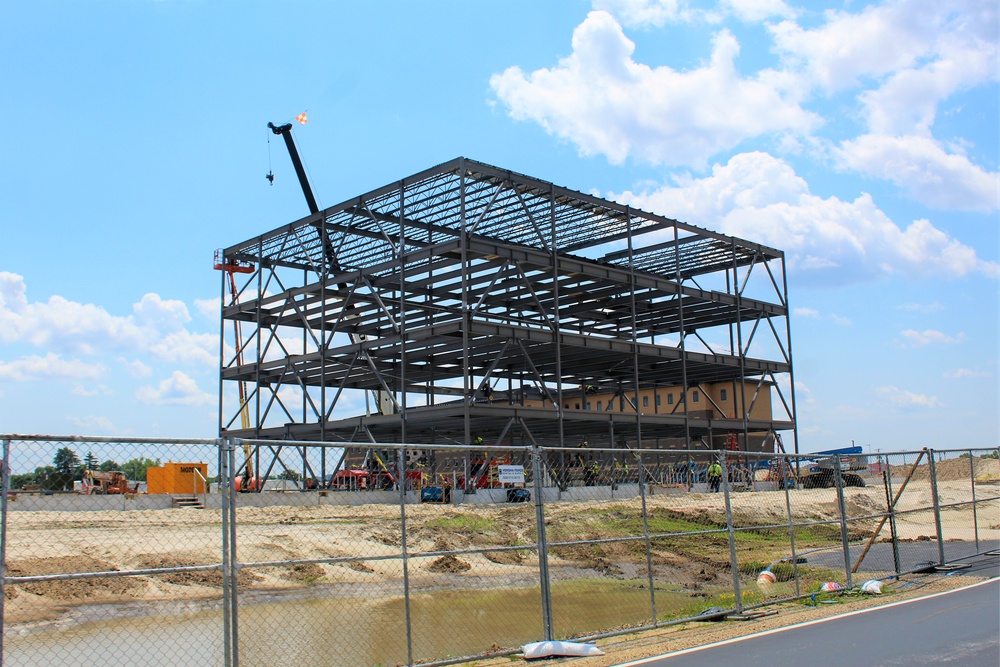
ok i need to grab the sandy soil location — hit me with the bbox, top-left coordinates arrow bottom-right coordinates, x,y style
3,463 -> 997,642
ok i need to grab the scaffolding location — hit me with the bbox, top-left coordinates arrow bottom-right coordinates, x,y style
218,157 -> 797,465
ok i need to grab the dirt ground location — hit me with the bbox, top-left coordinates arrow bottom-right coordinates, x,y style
3,469 -> 998,655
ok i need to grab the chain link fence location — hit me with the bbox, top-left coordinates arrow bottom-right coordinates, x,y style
2,436 -> 998,666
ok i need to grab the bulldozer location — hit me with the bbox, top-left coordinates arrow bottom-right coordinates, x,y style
80,470 -> 138,495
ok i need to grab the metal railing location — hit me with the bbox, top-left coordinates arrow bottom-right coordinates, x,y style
1,435 -> 997,666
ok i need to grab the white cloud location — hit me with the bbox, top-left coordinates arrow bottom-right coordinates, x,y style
133,293 -> 191,332
613,152 -> 999,282
720,0 -> 796,23
136,371 -> 215,407
148,330 -> 218,367
0,353 -> 105,382
768,1 -> 996,94
897,302 -> 945,313
876,385 -> 941,410
0,273 -> 220,375
194,297 -> 220,320
836,135 -> 999,212
592,0 -> 702,28
944,368 -> 990,379
71,384 -> 112,397
490,11 -> 818,168
65,415 -> 118,434
899,329 -> 966,347
793,307 -> 850,325
118,357 -> 153,378
0,272 -> 146,354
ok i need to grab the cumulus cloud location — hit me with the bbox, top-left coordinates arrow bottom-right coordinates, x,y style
133,293 -> 191,332
0,272 -> 146,354
136,371 -> 215,407
876,385 -> 941,410
612,152 -> 998,282
490,11 -> 818,168
493,3 -> 997,211
0,272 -> 220,374
899,329 -> 966,347
0,353 -> 105,382
836,135 -> 999,212
769,1 -> 999,210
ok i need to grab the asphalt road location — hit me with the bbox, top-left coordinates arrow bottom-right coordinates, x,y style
616,576 -> 1000,667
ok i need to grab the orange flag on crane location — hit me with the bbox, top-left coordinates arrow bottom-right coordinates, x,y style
296,111 -> 308,125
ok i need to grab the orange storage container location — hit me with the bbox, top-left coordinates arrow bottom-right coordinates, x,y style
146,462 -> 209,495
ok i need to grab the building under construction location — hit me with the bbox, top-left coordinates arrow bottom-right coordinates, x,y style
217,157 -> 797,460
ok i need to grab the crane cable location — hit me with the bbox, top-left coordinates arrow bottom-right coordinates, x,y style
266,127 -> 274,185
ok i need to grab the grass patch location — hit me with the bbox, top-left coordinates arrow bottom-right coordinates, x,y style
425,513 -> 498,534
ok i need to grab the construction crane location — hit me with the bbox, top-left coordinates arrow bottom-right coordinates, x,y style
266,119 -> 393,417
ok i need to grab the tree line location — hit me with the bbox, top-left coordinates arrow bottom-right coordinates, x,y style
9,447 -> 160,491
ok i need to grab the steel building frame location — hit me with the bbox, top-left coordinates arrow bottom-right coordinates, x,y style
218,157 -> 797,456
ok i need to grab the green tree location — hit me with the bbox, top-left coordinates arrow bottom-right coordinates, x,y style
98,460 -> 122,472
121,457 -> 160,481
50,447 -> 80,490
84,451 -> 99,471
53,447 -> 80,474
277,469 -> 301,482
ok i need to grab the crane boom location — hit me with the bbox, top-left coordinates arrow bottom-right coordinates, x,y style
268,122 -> 319,214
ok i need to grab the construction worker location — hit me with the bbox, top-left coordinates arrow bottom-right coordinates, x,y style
707,460 -> 723,493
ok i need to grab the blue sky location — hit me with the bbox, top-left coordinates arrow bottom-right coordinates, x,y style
1,0 -> 996,453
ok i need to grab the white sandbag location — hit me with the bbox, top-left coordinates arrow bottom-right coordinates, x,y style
522,640 -> 604,659
861,579 -> 884,594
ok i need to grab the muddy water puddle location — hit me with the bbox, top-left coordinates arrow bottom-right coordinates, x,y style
4,580 -> 701,666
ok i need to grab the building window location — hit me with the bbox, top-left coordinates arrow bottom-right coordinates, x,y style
667,395 -> 674,405
655,394 -> 661,406
585,402 -> 591,410
720,389 -> 727,401
693,390 -> 700,403
597,401 -> 603,410
575,403 -> 580,410
643,396 -> 649,408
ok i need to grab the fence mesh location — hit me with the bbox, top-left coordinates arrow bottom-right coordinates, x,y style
2,437 -> 997,666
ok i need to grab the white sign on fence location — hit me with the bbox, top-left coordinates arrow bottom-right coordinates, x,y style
497,464 -> 525,484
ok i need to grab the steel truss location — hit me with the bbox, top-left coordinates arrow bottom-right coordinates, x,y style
219,157 -> 798,456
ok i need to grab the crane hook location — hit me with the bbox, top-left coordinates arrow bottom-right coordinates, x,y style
266,171 -> 274,185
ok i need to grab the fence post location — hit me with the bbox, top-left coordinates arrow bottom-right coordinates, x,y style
882,454 -> 901,575
397,447 -> 414,666
219,437 -> 235,667
969,451 -> 979,552
531,446 -> 553,640
927,450 -> 945,567
833,455 -> 853,590
636,452 -> 658,625
720,451 -> 743,614
780,456 -> 800,597
0,438 -> 10,660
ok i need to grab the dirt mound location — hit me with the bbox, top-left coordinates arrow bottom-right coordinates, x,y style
426,554 -> 471,573
281,563 -> 326,583
138,555 -> 261,588
485,549 -> 525,565
7,556 -> 146,601
892,455 -> 999,482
